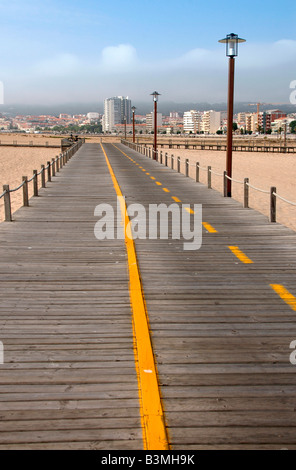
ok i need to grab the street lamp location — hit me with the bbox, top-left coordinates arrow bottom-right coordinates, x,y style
219,33 -> 246,197
150,91 -> 161,160
132,106 -> 136,143
124,115 -> 127,140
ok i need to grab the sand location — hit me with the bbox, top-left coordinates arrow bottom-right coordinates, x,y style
0,146 -> 60,221
161,147 -> 296,232
1,136 -> 296,233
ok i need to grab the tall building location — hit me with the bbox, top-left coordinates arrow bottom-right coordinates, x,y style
146,112 -> 163,131
202,110 -> 221,134
183,110 -> 202,134
103,96 -> 132,132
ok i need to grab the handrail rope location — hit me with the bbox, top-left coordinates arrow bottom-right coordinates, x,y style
0,142 -> 79,197
246,182 -> 270,194
27,175 -> 35,183
225,174 -> 244,184
273,192 -> 296,206
209,169 -> 224,177
8,180 -> 26,193
124,142 -> 296,206
190,162 -> 207,171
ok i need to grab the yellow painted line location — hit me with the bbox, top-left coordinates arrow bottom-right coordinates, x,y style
202,222 -> 218,233
270,284 -> 296,311
102,143 -> 169,450
163,188 -> 170,193
156,181 -> 162,186
172,196 -> 181,203
185,207 -> 195,214
150,176 -> 156,180
228,246 -> 253,264
146,172 -> 150,175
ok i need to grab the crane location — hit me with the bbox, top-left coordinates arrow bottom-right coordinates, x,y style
248,103 -> 266,132
248,102 -> 287,133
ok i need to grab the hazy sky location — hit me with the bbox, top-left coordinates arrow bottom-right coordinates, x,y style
1,0 -> 296,106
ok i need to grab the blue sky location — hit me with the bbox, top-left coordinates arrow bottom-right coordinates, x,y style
0,0 -> 296,105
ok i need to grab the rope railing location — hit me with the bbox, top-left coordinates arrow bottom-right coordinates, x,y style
1,139 -> 84,222
121,139 -> 296,224
245,182 -> 270,194
272,192 -> 296,206
8,180 -> 27,193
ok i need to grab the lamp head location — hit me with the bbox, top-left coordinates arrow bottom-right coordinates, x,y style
219,33 -> 246,57
150,91 -> 161,102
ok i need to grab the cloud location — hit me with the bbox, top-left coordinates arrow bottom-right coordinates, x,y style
100,44 -> 138,71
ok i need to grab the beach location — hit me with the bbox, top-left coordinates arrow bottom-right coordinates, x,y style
160,147 -> 296,232
1,137 -> 296,232
0,146 -> 59,221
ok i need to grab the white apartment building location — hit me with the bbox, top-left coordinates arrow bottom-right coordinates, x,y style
183,110 -> 202,134
87,112 -> 100,121
271,117 -> 293,134
146,112 -> 163,131
103,96 -> 132,132
201,110 -> 221,134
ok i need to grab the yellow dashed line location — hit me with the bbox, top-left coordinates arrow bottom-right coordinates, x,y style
156,182 -> 162,186
228,246 -> 253,264
202,222 -> 218,233
270,284 -> 296,311
163,188 -> 170,193
172,196 -> 181,203
185,207 -> 195,214
150,177 -> 156,180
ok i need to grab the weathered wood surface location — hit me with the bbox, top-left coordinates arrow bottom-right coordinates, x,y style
0,144 -> 142,450
106,143 -> 296,450
2,141 -> 296,450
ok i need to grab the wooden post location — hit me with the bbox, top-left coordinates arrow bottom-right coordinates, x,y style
160,151 -> 163,164
208,166 -> 212,189
270,186 -> 276,223
56,156 -> 59,172
3,185 -> 12,221
33,170 -> 38,197
244,178 -> 249,208
41,165 -> 46,188
177,157 -> 180,173
60,154 -> 63,169
185,159 -> 189,177
22,176 -> 29,207
51,158 -> 55,177
165,153 -> 168,166
196,162 -> 199,182
171,155 -> 174,170
47,162 -> 51,182
223,171 -> 228,197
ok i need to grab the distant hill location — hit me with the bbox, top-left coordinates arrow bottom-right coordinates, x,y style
0,101 -> 295,117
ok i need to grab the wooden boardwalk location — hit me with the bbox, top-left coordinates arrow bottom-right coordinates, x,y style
1,142 -> 296,449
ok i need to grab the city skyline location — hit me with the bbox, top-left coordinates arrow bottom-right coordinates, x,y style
0,0 -> 296,105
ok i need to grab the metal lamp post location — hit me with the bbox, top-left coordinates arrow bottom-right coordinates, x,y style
219,33 -> 246,197
132,106 -> 136,143
151,91 -> 161,160
124,116 -> 127,140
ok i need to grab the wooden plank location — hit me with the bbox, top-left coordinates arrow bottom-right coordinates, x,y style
108,142 -> 296,450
